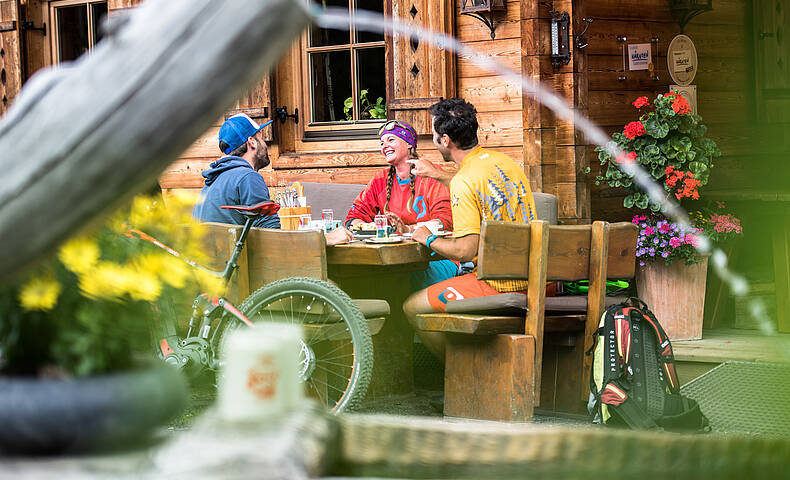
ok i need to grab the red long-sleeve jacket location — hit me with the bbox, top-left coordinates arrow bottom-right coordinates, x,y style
345,168 -> 453,230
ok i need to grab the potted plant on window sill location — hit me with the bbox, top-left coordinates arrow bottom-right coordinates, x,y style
0,195 -> 216,455
595,92 -> 728,340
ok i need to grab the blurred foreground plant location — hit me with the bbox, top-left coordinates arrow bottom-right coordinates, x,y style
0,193 -> 223,377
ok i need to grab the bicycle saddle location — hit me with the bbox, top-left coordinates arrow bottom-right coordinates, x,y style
221,201 -> 281,218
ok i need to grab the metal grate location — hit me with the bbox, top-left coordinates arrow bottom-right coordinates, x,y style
681,361 -> 790,436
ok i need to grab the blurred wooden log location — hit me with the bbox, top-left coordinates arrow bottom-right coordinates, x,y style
0,0 -> 309,278
335,414 -> 790,479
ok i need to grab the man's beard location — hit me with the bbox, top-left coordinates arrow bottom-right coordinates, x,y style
439,149 -> 453,163
252,141 -> 270,170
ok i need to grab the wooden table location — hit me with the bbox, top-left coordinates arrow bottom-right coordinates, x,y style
327,239 -> 432,398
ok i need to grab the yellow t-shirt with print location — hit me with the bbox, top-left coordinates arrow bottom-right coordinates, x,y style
450,146 -> 536,292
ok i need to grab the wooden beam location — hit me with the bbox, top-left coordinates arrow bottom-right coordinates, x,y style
0,0 -> 309,278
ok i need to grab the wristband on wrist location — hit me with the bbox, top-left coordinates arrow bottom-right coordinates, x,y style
425,234 -> 438,256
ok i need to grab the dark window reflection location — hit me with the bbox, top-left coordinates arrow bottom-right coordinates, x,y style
56,5 -> 89,62
310,0 -> 350,47
92,2 -> 108,44
311,51 -> 352,122
355,47 -> 386,120
355,0 -> 384,43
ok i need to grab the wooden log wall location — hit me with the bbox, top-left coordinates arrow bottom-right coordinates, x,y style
159,1 -> 530,201
584,0 -> 782,222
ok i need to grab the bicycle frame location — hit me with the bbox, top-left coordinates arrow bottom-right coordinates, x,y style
127,213 -> 260,377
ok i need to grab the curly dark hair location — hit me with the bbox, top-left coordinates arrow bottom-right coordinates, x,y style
428,98 -> 479,150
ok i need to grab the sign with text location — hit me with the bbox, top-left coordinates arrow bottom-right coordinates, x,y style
628,43 -> 652,71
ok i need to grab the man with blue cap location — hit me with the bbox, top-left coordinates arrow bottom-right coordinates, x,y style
193,113 -> 280,228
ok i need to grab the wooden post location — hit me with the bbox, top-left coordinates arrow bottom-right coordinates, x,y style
583,221 -> 609,401
772,209 -> 790,333
0,0 -> 309,278
524,220 -> 548,404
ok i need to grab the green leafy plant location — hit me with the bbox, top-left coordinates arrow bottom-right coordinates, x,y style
344,89 -> 387,121
0,194 -> 222,377
595,93 -> 722,211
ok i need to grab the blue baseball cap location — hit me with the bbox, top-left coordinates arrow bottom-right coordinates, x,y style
218,113 -> 275,155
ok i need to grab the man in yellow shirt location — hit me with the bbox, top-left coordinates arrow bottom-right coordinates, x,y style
404,98 -> 536,360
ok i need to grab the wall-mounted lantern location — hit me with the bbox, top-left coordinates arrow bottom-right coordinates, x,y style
670,0 -> 713,33
460,0 -> 506,40
550,11 -> 571,67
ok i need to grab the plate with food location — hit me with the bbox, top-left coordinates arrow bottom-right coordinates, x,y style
363,236 -> 404,244
352,222 -> 395,237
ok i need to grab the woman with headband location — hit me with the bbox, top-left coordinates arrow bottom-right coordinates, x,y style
345,120 -> 458,288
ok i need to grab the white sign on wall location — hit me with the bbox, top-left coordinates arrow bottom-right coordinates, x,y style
627,43 -> 652,71
667,34 -> 698,86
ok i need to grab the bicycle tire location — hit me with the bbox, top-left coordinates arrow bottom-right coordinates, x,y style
229,277 -> 373,413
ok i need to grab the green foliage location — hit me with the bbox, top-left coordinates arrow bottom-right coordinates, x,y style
595,93 -> 722,211
344,89 -> 387,121
0,195 -> 221,377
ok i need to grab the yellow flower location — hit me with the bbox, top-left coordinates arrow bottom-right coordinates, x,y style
19,275 -> 62,311
78,262 -> 131,300
58,236 -> 100,274
123,270 -> 162,302
135,252 -> 190,289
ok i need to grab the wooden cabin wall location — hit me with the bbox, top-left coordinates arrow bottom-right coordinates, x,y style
585,0 -> 769,222
159,1 -> 529,199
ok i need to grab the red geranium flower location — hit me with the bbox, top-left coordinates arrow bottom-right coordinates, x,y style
615,151 -> 637,165
632,96 -> 650,109
623,121 -> 646,140
672,96 -> 691,114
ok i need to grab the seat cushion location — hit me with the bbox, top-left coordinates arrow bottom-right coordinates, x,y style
445,293 -> 527,316
444,293 -> 628,315
301,182 -> 366,221
352,299 -> 390,318
545,295 -> 629,312
533,192 -> 558,225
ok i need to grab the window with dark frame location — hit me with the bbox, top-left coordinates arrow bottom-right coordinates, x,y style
50,0 -> 108,63
307,0 -> 386,127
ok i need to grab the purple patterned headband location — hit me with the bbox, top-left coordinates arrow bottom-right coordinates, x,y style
378,120 -> 417,149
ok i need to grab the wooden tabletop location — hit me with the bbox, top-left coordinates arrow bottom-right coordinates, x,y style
326,239 -> 432,266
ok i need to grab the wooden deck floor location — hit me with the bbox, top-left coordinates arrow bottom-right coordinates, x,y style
673,329 -> 790,384
673,329 -> 790,364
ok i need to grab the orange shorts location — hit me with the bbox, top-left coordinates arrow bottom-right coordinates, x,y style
425,273 -> 525,312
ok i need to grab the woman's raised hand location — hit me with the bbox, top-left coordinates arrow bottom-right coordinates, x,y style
385,211 -> 410,234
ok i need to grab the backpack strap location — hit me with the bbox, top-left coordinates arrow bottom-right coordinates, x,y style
601,380 -> 660,430
634,305 -> 682,393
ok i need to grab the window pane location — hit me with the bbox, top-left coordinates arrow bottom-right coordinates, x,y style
310,50 -> 352,122
356,47 -> 386,121
309,0 -> 350,47
354,0 -> 384,43
91,2 -> 108,45
56,5 -> 89,62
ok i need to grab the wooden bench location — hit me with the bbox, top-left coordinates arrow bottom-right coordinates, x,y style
416,220 -> 638,422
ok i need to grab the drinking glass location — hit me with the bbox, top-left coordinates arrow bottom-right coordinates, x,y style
374,214 -> 388,238
321,209 -> 334,232
298,214 -> 311,230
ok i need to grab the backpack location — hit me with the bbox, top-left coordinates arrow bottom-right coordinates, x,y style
588,297 -> 709,432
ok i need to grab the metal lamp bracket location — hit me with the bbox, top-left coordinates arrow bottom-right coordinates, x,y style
461,10 -> 499,40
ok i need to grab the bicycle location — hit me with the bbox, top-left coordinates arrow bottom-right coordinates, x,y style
127,201 -> 373,413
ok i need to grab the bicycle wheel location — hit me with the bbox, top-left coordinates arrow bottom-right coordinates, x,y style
233,277 -> 373,413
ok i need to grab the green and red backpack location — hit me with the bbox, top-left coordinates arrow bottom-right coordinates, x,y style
588,297 -> 709,432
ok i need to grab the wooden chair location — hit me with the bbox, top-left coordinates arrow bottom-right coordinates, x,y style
415,220 -> 638,422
